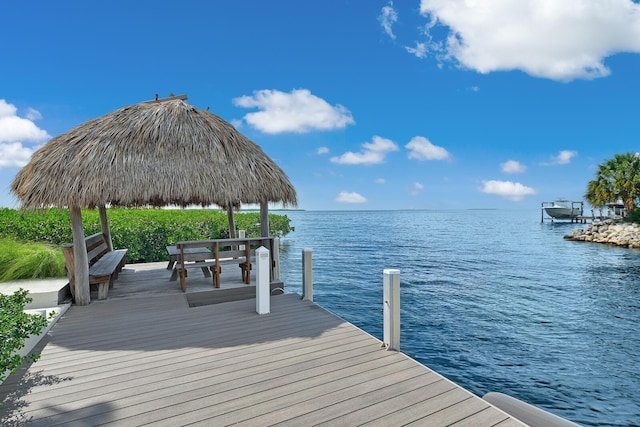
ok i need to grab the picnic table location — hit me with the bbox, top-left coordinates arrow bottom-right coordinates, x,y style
167,245 -> 213,279
169,237 -> 275,291
166,245 -> 212,270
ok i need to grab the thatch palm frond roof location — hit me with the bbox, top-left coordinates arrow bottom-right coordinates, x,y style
11,98 -> 297,209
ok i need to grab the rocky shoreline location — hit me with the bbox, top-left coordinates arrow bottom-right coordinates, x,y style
564,220 -> 640,248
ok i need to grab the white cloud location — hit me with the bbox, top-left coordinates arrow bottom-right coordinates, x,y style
0,142 -> 36,167
405,42 -> 428,59
379,1 -> 398,39
375,178 -> 386,184
479,180 -> 537,201
545,150 -> 578,165
317,146 -> 329,155
0,99 -> 50,169
25,108 -> 43,121
501,160 -> 527,173
411,182 -> 424,195
418,0 -> 640,81
405,136 -> 450,161
233,89 -> 355,134
0,100 -> 50,144
0,100 -> 17,117
331,136 -> 399,165
336,191 -> 367,203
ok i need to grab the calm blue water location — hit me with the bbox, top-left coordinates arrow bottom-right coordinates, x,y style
277,210 -> 640,427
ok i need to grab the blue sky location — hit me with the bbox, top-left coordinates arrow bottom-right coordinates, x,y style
1,0 -> 640,210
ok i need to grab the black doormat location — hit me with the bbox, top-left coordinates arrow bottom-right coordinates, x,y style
186,282 -> 285,307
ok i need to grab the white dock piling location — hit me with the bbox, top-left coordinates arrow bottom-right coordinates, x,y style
302,248 -> 313,301
256,246 -> 270,314
383,269 -> 400,351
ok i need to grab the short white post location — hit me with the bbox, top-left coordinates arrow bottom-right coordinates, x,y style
256,246 -> 270,314
238,229 -> 246,251
302,248 -> 313,301
383,269 -> 400,351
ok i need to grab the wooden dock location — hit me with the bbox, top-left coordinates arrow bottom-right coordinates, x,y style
0,264 -> 524,426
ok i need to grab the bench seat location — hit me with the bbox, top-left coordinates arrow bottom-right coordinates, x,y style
88,249 -> 128,299
90,249 -> 127,277
62,234 -> 128,301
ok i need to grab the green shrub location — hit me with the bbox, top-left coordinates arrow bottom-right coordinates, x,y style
623,208 -> 640,223
0,208 -> 293,264
0,239 -> 66,282
0,208 -> 72,245
1,289 -> 51,383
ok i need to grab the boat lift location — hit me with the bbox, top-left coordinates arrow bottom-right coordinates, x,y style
541,200 -> 585,223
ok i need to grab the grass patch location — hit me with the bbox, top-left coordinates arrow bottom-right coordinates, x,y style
0,239 -> 66,282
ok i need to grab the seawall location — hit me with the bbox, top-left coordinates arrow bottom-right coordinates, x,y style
564,221 -> 640,248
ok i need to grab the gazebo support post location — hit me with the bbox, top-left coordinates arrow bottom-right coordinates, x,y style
259,201 -> 272,280
98,205 -> 113,251
226,205 -> 237,238
260,201 -> 269,237
70,205 -> 91,305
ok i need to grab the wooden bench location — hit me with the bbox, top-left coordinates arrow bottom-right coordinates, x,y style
61,233 -> 128,300
171,237 -> 273,292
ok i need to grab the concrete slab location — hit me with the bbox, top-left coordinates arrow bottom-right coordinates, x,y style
0,278 -> 70,309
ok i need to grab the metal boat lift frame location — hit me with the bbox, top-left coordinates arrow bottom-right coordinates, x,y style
540,200 -> 585,223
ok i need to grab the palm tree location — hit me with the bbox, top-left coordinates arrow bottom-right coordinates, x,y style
585,176 -> 611,216
585,152 -> 640,214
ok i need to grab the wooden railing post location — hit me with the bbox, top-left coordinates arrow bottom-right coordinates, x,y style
256,246 -> 270,314
383,269 -> 400,351
302,248 -> 313,301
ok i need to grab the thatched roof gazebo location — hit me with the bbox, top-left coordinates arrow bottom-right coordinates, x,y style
11,95 -> 297,305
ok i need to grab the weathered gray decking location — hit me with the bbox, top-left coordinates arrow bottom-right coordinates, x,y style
0,264 -> 524,426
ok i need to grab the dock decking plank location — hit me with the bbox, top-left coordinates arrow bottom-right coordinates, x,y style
360,388 -> 474,426
290,376 -> 450,426
103,354 -> 411,426
18,331 -> 374,415
412,396 -> 506,426
446,405 -> 512,426
31,314 -> 353,375
203,364 -> 427,426
238,367 -> 441,426
22,333 -> 384,423
0,272 -> 524,427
